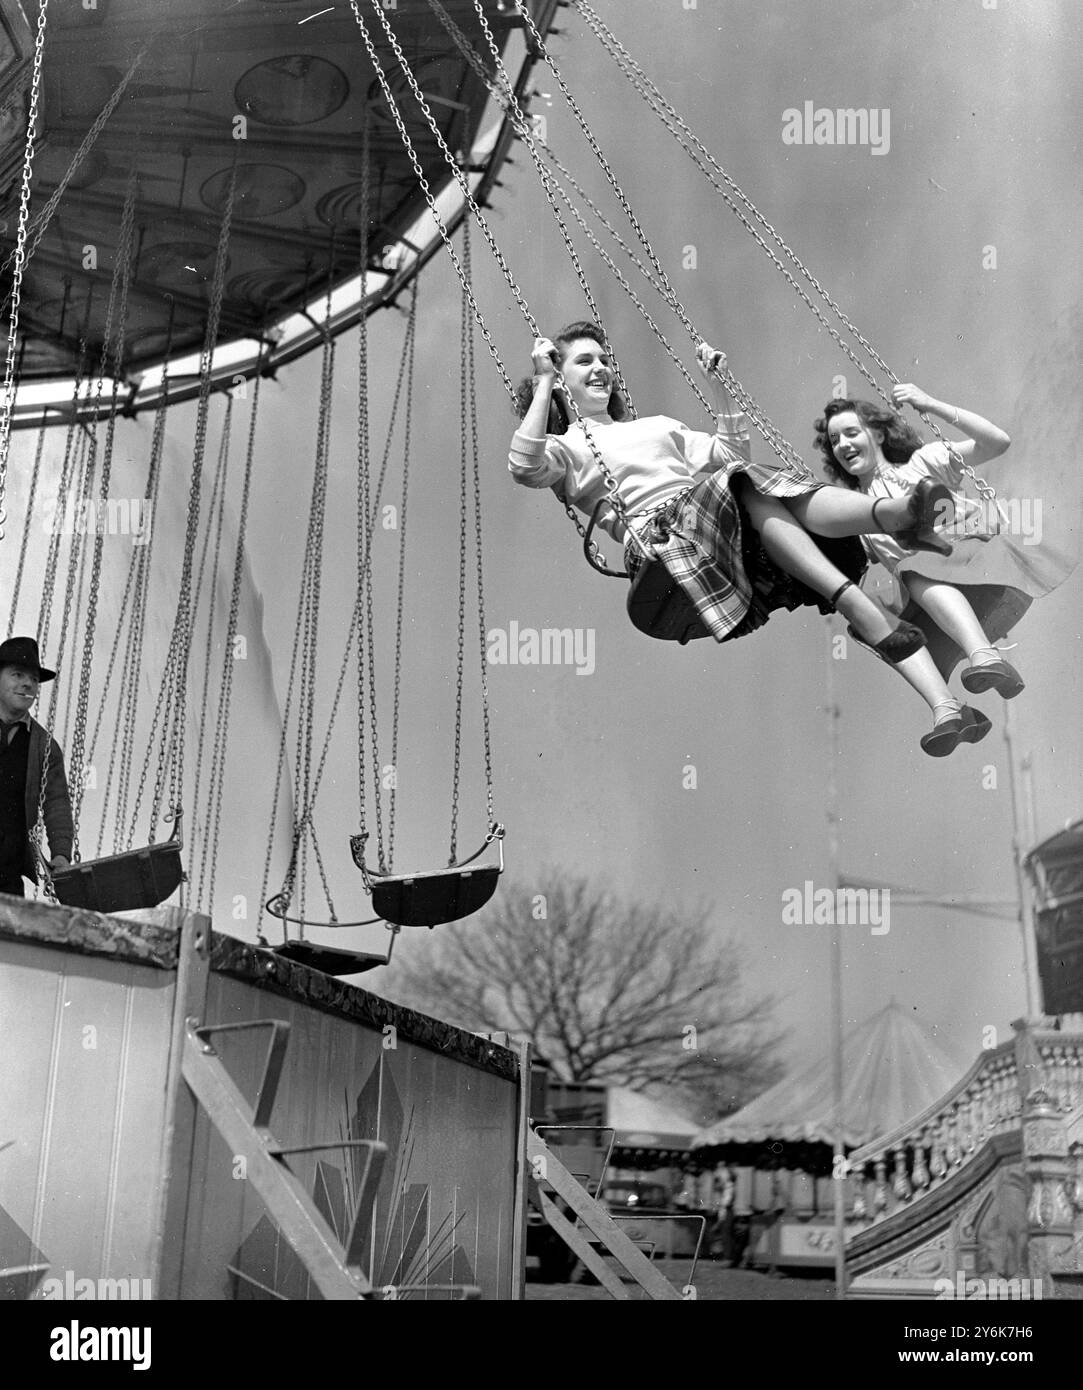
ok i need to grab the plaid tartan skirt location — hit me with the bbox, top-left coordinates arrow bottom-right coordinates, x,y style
623,463 -> 867,643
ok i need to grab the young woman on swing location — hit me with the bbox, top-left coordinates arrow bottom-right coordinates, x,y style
509,321 -> 963,700
816,387 -> 1027,756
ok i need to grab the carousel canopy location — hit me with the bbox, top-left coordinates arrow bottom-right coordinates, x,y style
0,0 -> 558,418
693,1001 -> 965,1152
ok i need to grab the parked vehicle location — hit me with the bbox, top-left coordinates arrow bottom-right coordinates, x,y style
602,1180 -> 703,1259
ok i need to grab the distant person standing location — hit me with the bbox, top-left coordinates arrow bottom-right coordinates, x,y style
710,1162 -> 737,1266
0,637 -> 73,897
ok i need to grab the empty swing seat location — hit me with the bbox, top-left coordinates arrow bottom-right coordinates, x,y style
50,841 -> 185,915
350,832 -> 503,927
369,865 -> 500,927
272,940 -> 390,976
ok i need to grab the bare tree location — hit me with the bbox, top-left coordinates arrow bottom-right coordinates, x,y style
372,873 -> 784,1121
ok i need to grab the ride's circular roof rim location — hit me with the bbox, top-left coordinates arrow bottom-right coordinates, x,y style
7,147 -> 498,427
3,16 -> 525,428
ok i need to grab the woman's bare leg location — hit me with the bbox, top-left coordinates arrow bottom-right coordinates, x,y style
887,646 -> 957,712
785,487 -> 915,538
905,574 -> 993,659
740,488 -> 898,644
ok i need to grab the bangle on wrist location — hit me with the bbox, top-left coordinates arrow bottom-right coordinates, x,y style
949,405 -> 960,427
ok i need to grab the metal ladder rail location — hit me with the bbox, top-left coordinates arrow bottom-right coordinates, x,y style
527,1129 -> 683,1301
160,916 -> 486,1299
181,1017 -> 387,1300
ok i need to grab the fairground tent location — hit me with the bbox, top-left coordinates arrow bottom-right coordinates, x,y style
609,1088 -> 701,1152
693,1001 -> 966,1156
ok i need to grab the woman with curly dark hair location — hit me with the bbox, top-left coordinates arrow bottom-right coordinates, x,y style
815,385 -> 1032,755
509,322 -> 954,674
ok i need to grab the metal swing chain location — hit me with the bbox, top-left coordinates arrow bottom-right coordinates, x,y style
462,218 -> 499,842
512,1 -> 803,477
269,264 -> 419,923
185,395 -> 235,884
572,1 -> 895,390
42,428 -> 92,746
300,297 -> 339,918
94,301 -> 176,848
259,500 -> 314,929
354,0 -> 618,567
355,0 -> 643,557
461,0 -> 636,416
37,317 -> 92,652
572,0 -> 1001,506
270,262 -> 419,924
354,107 -> 387,873
203,368 -> 263,911
525,0 -> 850,472
0,0 -> 49,541
447,217 -> 500,855
8,411 -> 48,629
348,8 -> 511,882
438,0 -> 721,542
450,230 -> 470,862
457,0 -> 654,559
428,0 -> 668,315
29,734 -> 57,904
350,0 -> 528,409
276,282 -> 339,925
580,0 -> 995,482
116,309 -> 175,847
386,274 -> 418,867
259,262 -> 324,923
151,161 -> 237,838
69,167 -> 140,848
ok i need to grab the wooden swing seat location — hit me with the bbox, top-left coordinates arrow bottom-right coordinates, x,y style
50,839 -> 184,915
272,940 -> 390,976
349,832 -> 503,927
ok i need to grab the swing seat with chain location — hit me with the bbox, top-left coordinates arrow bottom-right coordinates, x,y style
349,828 -> 504,928
272,937 -> 394,976
262,889 -> 401,976
49,820 -> 185,915
262,225 -> 506,963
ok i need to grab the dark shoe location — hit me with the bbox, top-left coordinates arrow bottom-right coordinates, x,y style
909,478 -> 956,534
957,704 -> 993,744
920,703 -> 992,757
960,656 -> 1025,700
870,621 -> 926,663
875,479 -> 956,556
831,580 -> 927,664
921,709 -> 964,757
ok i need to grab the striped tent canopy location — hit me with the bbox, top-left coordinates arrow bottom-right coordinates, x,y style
693,1001 -> 966,1153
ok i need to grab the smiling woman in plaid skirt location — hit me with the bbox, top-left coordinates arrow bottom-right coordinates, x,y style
509,323 -> 983,751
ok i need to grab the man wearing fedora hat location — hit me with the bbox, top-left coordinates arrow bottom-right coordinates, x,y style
0,636 -> 74,898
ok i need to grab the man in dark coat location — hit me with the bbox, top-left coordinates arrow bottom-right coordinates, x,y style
0,636 -> 74,897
